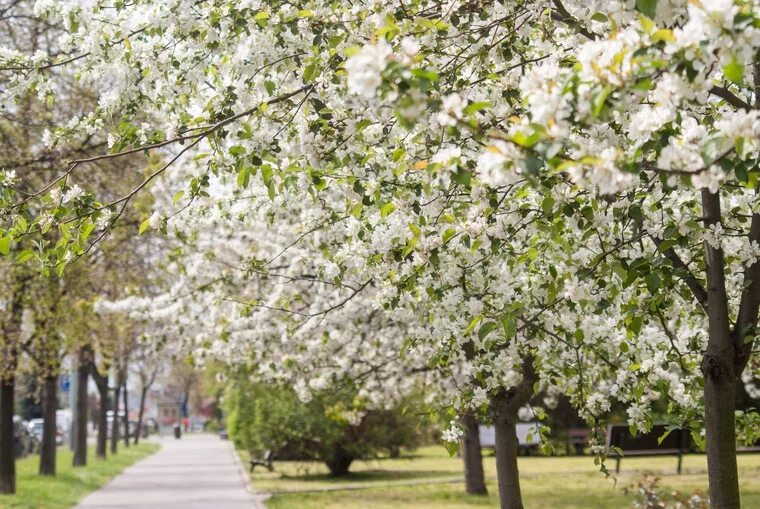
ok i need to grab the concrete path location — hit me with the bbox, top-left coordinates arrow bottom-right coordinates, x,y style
75,433 -> 266,509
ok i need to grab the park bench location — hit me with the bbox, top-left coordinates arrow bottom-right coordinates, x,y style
479,423 -> 541,455
249,449 -> 274,473
606,424 -> 690,474
566,428 -> 590,455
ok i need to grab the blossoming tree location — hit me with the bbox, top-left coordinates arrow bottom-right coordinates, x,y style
2,1 -> 760,508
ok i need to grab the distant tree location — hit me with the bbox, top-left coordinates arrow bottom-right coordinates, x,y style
224,374 -> 425,476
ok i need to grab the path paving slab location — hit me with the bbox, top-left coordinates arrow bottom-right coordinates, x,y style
75,433 -> 264,509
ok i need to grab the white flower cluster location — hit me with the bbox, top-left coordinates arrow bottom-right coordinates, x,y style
344,40 -> 392,98
441,421 -> 464,443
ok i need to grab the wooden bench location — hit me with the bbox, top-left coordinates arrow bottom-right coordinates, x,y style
249,449 -> 274,472
567,428 -> 591,455
606,424 -> 689,474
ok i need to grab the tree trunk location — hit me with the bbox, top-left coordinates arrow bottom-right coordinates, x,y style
325,446 -> 354,476
701,189 -> 741,508
492,392 -> 523,509
73,352 -> 89,467
122,381 -> 130,448
461,413 -> 487,495
110,383 -> 121,455
490,357 -> 536,509
96,383 -> 108,459
0,376 -> 16,494
91,365 -> 109,460
134,387 -> 148,446
39,374 -> 58,476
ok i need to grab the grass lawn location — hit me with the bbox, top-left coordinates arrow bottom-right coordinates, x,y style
243,446 -> 760,509
0,442 -> 159,509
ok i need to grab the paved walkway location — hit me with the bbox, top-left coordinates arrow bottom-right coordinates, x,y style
75,433 -> 265,509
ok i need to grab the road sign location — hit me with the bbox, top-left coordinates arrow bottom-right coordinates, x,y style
60,374 -> 71,392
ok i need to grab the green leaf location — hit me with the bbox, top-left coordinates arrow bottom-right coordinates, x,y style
0,236 -> 9,256
452,168 -> 472,186
478,321 -> 499,341
303,62 -> 319,82
442,228 -> 456,243
500,313 -> 516,339
380,202 -> 396,218
16,250 -> 34,264
652,29 -> 675,43
723,59 -> 745,85
656,238 -> 677,253
635,0 -> 657,19
464,315 -> 483,334
229,145 -> 246,157
628,316 -> 643,336
592,86 -> 612,117
463,101 -> 491,115
261,164 -> 273,186
645,272 -> 661,292
172,190 -> 185,204
444,441 -> 459,457
237,167 -> 250,189
590,12 -> 608,22
80,222 -> 95,242
517,154 -> 542,175
657,429 -> 673,445
410,69 -> 439,82
138,219 -> 151,235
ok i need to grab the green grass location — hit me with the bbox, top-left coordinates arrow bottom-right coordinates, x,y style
0,442 -> 159,509
243,446 -> 760,509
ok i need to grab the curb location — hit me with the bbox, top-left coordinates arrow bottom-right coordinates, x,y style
229,443 -> 271,508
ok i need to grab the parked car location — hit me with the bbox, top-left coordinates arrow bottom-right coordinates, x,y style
27,418 -> 65,447
27,418 -> 44,442
13,416 -> 34,458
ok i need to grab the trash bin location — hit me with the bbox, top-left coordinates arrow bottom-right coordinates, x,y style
173,423 -> 181,439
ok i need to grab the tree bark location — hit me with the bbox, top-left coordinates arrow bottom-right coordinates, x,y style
701,189 -> 741,509
461,413 -> 488,495
39,374 -> 58,476
110,383 -> 121,455
490,356 -> 536,509
0,376 -> 16,494
134,386 -> 148,445
122,381 -> 130,447
325,446 -> 354,476
73,350 -> 89,467
91,365 -> 109,459
492,392 -> 523,509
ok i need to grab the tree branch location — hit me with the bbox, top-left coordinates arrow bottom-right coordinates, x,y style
652,237 -> 708,313
709,86 -> 752,111
733,211 -> 760,372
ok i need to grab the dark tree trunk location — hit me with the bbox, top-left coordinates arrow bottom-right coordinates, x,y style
490,357 -> 536,509
461,413 -> 487,495
110,383 -> 121,455
96,383 -> 108,459
492,393 -> 523,509
701,190 -> 740,508
0,376 -> 16,494
73,352 -> 89,467
134,386 -> 148,446
39,374 -> 58,476
122,381 -> 129,448
91,365 -> 109,460
325,446 -> 354,476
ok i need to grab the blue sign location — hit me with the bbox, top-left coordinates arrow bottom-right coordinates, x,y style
60,374 -> 71,392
